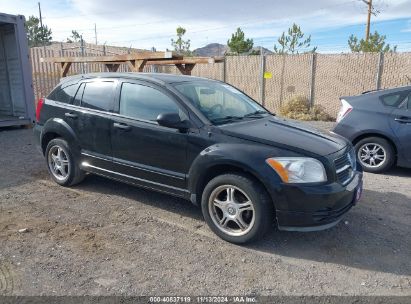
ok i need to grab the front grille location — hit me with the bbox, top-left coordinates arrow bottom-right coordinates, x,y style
334,149 -> 356,185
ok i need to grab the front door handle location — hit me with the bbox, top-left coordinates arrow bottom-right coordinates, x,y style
113,122 -> 131,131
65,112 -> 78,119
394,117 -> 411,124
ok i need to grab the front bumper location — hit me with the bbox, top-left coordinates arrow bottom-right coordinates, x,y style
275,171 -> 363,231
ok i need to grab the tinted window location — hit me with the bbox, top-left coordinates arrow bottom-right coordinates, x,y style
73,83 -> 84,106
381,93 -> 405,107
401,92 -> 411,109
81,81 -> 115,111
49,84 -> 78,104
119,83 -> 179,121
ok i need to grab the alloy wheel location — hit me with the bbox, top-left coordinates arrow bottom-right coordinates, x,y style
48,145 -> 70,181
208,185 -> 255,237
358,143 -> 386,168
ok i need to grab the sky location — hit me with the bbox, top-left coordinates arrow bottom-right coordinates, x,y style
1,0 -> 411,53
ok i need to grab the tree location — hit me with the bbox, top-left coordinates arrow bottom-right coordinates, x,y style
273,23 -> 316,54
25,15 -> 52,47
171,27 -> 192,56
348,31 -> 396,53
66,30 -> 81,43
227,28 -> 253,55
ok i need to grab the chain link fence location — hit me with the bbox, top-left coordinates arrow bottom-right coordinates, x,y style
30,44 -> 411,119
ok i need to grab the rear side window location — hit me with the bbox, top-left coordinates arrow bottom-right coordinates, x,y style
380,92 -> 408,107
119,83 -> 179,121
48,84 -> 78,104
81,81 -> 115,111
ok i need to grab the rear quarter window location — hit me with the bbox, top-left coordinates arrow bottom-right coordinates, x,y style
380,91 -> 409,107
400,92 -> 411,110
48,84 -> 79,104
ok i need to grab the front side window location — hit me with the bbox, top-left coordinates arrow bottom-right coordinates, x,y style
119,83 -> 180,121
81,81 -> 115,111
48,84 -> 78,104
174,81 -> 268,125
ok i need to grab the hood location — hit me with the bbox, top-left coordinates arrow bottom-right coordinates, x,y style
219,116 -> 348,156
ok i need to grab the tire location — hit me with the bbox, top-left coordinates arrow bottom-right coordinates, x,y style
201,173 -> 273,244
354,137 -> 395,173
45,138 -> 85,186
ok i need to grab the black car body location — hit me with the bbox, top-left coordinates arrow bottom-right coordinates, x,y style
34,73 -> 363,243
333,86 -> 411,173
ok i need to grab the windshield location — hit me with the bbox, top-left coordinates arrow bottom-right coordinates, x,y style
174,81 -> 269,125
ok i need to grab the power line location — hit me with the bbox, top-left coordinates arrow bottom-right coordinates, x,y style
46,0 -> 358,34
40,0 -> 407,51
40,0 -> 367,48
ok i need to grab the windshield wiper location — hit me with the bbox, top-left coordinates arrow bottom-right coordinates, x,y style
242,110 -> 269,118
211,116 -> 244,124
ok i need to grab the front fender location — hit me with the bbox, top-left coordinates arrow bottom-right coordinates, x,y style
187,142 -> 295,200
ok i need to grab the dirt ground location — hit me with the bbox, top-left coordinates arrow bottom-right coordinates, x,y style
0,122 -> 410,296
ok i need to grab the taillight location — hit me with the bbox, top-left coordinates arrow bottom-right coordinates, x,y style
36,98 -> 45,122
336,99 -> 352,123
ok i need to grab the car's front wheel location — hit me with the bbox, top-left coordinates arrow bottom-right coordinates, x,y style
201,173 -> 273,244
45,138 -> 85,186
355,137 -> 395,173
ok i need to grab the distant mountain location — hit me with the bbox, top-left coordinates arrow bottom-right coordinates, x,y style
252,46 -> 273,55
193,43 -> 273,57
193,43 -> 228,57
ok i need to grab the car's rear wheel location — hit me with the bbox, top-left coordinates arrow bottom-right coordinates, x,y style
201,173 -> 273,244
45,138 -> 85,186
354,137 -> 395,173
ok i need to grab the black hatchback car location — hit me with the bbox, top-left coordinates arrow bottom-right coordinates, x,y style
34,73 -> 363,243
334,86 -> 411,173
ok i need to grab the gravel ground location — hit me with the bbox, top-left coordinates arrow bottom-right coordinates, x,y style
0,122 -> 410,296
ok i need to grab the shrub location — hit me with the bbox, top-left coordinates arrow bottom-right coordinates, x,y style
278,96 -> 333,121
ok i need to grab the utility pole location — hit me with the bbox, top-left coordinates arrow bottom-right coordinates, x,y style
94,23 -> 97,45
38,2 -> 43,28
38,2 -> 46,51
362,0 -> 379,41
364,0 -> 372,41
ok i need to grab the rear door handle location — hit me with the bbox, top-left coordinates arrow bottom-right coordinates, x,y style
394,117 -> 411,124
65,112 -> 78,119
113,122 -> 131,131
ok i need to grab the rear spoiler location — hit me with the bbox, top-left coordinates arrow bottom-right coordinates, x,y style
340,89 -> 380,99
339,90 -> 377,100
361,89 -> 381,95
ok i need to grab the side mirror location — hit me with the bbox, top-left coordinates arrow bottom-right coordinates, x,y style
156,112 -> 190,131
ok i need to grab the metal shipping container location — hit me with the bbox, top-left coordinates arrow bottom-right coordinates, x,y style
0,13 -> 35,127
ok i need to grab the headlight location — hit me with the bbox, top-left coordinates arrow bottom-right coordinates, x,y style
266,157 -> 327,183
